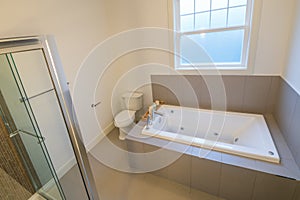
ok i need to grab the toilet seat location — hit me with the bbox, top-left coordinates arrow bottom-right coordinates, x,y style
114,110 -> 136,127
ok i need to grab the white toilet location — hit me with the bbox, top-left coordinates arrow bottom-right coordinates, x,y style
114,92 -> 143,140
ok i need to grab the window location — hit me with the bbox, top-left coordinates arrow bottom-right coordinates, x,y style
174,0 -> 253,69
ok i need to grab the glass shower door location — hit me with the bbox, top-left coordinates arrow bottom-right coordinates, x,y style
0,36 -> 99,200
0,53 -> 65,199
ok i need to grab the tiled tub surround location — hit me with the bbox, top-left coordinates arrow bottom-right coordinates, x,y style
151,75 -> 279,114
274,79 -> 300,169
126,117 -> 300,200
124,75 -> 300,199
151,75 -> 300,169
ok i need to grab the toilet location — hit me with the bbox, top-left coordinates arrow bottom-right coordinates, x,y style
114,92 -> 143,140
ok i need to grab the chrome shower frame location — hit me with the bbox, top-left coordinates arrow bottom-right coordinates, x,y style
0,35 -> 100,200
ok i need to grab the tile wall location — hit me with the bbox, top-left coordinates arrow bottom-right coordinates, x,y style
150,74 -> 300,199
151,75 -> 299,168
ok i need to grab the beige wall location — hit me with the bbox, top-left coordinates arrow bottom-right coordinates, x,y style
284,0 -> 300,94
0,0 -> 297,149
254,0 -> 295,75
0,0 -> 108,90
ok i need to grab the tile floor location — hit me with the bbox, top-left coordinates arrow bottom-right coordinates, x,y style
0,167 -> 32,200
89,155 -> 224,200
82,128 -> 224,200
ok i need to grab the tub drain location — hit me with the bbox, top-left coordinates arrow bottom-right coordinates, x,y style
268,151 -> 274,156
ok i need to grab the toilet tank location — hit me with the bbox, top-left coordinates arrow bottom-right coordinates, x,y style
122,92 -> 143,111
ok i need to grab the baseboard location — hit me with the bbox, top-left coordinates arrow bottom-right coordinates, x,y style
53,123 -> 115,182
56,156 -> 77,179
86,122 -> 115,152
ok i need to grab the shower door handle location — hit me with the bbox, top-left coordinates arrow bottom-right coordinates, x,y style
9,129 -> 45,144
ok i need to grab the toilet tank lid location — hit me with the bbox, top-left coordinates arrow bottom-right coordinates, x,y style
122,92 -> 143,99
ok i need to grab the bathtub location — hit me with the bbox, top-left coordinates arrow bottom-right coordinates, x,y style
142,105 -> 280,163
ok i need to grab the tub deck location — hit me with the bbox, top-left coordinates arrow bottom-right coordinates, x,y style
126,115 -> 300,180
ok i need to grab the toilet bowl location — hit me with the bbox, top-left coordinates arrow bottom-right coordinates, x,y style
114,92 -> 143,140
114,110 -> 136,140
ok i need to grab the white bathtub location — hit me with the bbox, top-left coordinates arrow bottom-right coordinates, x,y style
142,105 -> 280,163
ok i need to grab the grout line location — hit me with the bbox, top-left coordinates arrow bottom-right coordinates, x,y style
250,171 -> 258,200
264,76 -> 274,114
218,163 -> 223,198
240,76 -> 247,112
291,182 -> 298,200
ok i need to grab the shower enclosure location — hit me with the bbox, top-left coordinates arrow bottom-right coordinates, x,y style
0,36 -> 99,200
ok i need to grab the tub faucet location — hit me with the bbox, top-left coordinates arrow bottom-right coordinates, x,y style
146,115 -> 151,129
154,111 -> 164,116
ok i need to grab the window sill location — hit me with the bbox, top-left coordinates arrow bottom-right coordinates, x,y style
173,64 -> 252,75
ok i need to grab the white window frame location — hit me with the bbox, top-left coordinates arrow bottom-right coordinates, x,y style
173,0 -> 254,70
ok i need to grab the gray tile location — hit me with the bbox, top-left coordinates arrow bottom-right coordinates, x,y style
287,96 -> 300,168
151,83 -> 179,106
126,140 -> 146,171
60,165 -> 89,200
221,153 -> 256,170
167,154 -> 191,186
209,75 -> 232,111
264,115 -> 294,160
255,158 -> 300,180
252,172 -> 297,200
219,164 -> 256,200
266,76 -> 280,114
184,75 -> 204,108
274,80 -> 298,137
242,76 -> 272,114
151,75 -> 202,108
106,128 -> 128,151
199,75 -> 229,111
222,75 -> 246,112
143,143 -> 169,178
126,140 -> 144,153
185,75 -> 212,109
293,182 -> 300,200
191,157 -> 221,196
195,148 -> 222,162
164,142 -> 194,156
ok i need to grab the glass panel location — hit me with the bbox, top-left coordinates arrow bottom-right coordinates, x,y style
195,12 -> 210,30
195,0 -> 211,12
11,50 -> 53,97
228,6 -> 247,26
10,49 -> 89,200
180,34 -> 212,64
229,0 -> 247,7
180,14 -> 194,32
0,53 -> 63,199
210,9 -> 227,28
211,0 -> 228,10
180,29 -> 244,64
180,0 -> 194,15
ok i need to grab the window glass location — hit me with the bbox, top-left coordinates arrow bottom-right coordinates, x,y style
228,6 -> 247,27
180,14 -> 194,32
180,30 -> 244,64
229,0 -> 247,7
176,0 -> 252,68
195,0 -> 211,12
180,0 -> 194,15
210,9 -> 227,28
211,0 -> 228,10
195,12 -> 210,30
